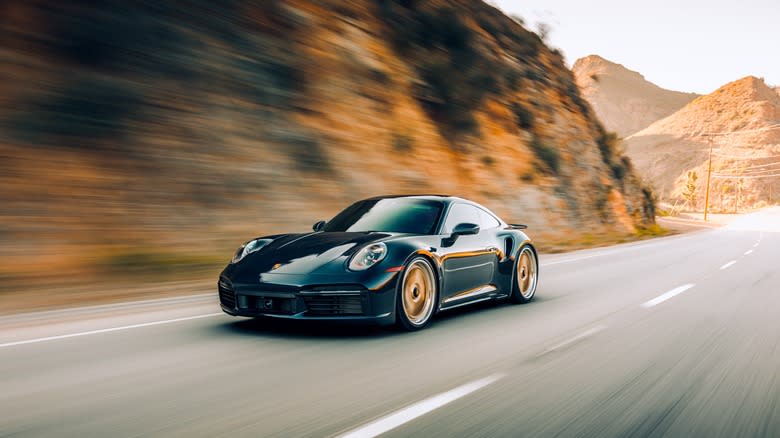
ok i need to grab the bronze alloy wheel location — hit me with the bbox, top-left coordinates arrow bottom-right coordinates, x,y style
513,246 -> 538,302
400,258 -> 436,327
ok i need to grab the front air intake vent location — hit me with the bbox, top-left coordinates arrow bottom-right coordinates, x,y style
218,278 -> 236,309
304,295 -> 363,315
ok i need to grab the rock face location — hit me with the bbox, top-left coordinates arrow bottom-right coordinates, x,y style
626,76 -> 780,211
573,55 -> 698,137
0,0 -> 654,287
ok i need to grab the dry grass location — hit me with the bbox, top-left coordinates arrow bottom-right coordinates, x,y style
537,224 -> 673,254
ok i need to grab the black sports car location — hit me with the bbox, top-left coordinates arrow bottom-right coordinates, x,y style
218,195 -> 538,330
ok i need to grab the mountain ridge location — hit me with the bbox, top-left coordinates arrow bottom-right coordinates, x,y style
626,75 -> 780,211
573,54 -> 698,137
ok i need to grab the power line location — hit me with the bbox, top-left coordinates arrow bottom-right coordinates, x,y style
714,163 -> 780,176
702,123 -> 780,137
711,153 -> 780,160
717,160 -> 780,171
712,152 -> 780,161
697,123 -> 780,220
712,173 -> 780,179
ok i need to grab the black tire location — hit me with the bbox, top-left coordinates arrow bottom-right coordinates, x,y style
395,257 -> 438,331
510,245 -> 538,303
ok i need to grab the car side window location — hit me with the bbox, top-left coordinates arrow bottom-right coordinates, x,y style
478,208 -> 500,229
442,203 -> 482,234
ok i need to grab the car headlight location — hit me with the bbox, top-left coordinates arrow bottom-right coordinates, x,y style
348,242 -> 387,271
231,239 -> 272,264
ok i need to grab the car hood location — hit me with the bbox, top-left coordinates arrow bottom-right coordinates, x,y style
233,231 -> 393,277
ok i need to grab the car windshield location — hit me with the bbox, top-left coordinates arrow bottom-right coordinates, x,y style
323,198 -> 444,234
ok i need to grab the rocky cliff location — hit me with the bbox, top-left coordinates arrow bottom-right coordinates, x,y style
0,0 -> 654,291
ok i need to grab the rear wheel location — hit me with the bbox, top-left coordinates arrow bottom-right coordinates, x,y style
396,257 -> 437,331
510,245 -> 538,303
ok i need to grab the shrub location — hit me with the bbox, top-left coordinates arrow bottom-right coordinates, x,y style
524,68 -> 542,82
392,132 -> 414,152
562,76 -> 591,116
505,67 -> 522,91
270,129 -> 330,173
635,223 -> 668,237
512,102 -> 535,130
595,130 -> 629,181
416,59 -> 480,136
528,136 -> 560,174
642,187 -> 657,218
238,55 -> 305,108
597,130 -> 620,160
610,163 -> 626,182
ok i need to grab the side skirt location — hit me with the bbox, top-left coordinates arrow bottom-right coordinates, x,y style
438,285 -> 509,311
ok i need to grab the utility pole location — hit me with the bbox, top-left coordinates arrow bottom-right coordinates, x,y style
703,136 -> 713,221
737,179 -> 742,213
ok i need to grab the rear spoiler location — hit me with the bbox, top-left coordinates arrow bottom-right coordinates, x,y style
508,224 -> 528,230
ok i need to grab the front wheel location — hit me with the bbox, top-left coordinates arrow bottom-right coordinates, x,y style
396,257 -> 438,331
510,245 -> 538,303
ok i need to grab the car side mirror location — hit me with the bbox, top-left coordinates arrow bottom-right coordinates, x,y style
452,222 -> 480,236
312,220 -> 326,232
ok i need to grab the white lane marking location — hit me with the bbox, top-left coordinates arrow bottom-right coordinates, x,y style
542,253 -> 602,266
744,250 -> 754,255
753,242 -> 760,248
337,374 -> 504,438
641,284 -> 695,308
720,260 -> 737,270
537,325 -> 607,357
0,313 -> 223,348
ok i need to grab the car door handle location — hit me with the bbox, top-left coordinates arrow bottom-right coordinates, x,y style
485,246 -> 499,252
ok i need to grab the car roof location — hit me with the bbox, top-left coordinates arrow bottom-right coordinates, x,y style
361,194 -> 489,209
363,194 -> 459,202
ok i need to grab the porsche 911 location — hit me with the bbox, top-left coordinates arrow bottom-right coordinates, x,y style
218,195 -> 538,330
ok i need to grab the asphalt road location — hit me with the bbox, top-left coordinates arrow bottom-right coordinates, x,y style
2,208 -> 779,437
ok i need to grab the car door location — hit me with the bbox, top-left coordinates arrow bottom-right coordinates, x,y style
439,203 -> 500,304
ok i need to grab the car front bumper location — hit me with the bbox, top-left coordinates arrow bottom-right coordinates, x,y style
217,273 -> 399,326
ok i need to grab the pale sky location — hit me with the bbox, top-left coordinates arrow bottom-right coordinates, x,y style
491,0 -> 779,94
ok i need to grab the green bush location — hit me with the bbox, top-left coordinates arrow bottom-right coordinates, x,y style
512,102 -> 535,130
529,136 -> 560,174
595,130 -> 628,182
610,163 -> 626,182
392,132 -> 414,152
270,129 -> 330,173
642,187 -> 657,218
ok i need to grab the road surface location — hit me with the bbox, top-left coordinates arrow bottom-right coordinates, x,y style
2,208 -> 779,437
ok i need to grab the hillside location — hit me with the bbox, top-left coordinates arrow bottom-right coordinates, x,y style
573,55 -> 698,137
626,76 -> 780,211
0,0 -> 654,299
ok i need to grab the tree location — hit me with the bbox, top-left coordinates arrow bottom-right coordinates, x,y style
683,171 -> 698,210
536,22 -> 551,42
